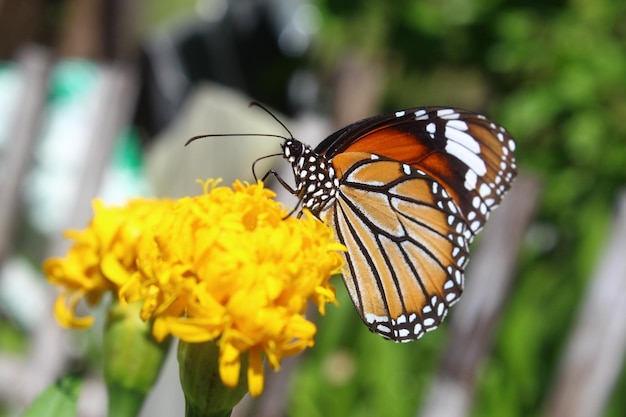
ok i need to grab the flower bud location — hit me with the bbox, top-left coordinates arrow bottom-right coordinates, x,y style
103,300 -> 171,417
178,340 -> 249,417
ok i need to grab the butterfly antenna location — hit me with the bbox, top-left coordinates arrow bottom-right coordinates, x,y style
249,101 -> 295,140
185,133 -> 289,147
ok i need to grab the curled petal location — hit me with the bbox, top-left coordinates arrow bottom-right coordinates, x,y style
53,292 -> 94,329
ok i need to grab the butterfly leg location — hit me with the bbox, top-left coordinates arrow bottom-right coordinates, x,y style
260,169 -> 297,194
259,169 -> 309,219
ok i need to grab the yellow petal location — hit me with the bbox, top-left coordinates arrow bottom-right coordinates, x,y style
54,293 -> 94,329
219,342 -> 241,388
247,347 -> 264,397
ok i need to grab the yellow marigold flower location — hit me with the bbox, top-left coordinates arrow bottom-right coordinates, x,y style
43,198 -> 174,328
44,178 -> 344,403
123,179 -> 344,397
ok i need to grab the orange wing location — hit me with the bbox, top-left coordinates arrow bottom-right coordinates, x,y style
316,107 -> 517,238
324,152 -> 470,342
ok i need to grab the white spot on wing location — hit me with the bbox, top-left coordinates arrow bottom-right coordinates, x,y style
437,108 -> 459,119
377,324 -> 391,333
437,303 -> 445,316
365,313 -> 388,324
395,110 -> 406,117
455,270 -> 463,285
464,169 -> 478,191
445,124 -> 480,152
446,141 -> 487,175
508,139 -> 516,151
479,183 -> 491,197
447,119 -> 469,131
414,109 -> 428,120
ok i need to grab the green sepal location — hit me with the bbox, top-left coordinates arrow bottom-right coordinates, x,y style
103,300 -> 171,417
178,341 -> 249,417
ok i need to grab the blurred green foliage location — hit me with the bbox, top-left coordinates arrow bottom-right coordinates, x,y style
21,373 -> 82,417
290,0 -> 626,416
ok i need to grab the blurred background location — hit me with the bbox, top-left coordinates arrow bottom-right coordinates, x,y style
1,0 -> 626,417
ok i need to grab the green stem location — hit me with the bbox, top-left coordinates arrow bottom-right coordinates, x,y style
107,384 -> 144,417
185,402 -> 232,417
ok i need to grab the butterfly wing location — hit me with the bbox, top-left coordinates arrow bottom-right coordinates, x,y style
324,152 -> 470,342
316,107 -> 517,238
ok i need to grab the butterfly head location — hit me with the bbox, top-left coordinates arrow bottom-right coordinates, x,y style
282,139 -> 340,215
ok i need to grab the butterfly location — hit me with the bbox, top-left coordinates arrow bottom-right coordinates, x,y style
188,104 -> 517,342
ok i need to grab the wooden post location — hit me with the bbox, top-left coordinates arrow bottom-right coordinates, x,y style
0,46 -> 50,267
418,173 -> 542,417
544,191 -> 626,417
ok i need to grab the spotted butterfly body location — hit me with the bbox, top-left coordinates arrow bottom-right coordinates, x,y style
281,106 -> 516,342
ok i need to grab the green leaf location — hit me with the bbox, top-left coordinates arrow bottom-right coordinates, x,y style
21,373 -> 83,417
